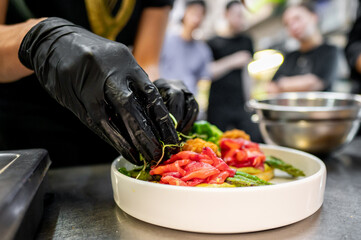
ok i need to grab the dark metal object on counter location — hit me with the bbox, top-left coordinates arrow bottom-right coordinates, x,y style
0,149 -> 51,240
35,139 -> 361,240
248,92 -> 361,154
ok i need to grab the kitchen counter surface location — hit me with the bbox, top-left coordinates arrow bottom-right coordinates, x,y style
35,139 -> 361,240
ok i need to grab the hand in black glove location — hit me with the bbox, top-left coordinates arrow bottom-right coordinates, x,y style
18,17 -> 179,165
154,79 -> 199,134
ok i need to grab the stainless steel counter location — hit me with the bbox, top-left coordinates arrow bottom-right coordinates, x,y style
35,139 -> 361,240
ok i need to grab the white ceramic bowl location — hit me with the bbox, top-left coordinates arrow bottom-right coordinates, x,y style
111,145 -> 326,233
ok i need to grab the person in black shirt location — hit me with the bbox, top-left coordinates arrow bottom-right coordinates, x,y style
206,1 -> 262,142
345,0 -> 361,93
0,0 -> 198,167
268,3 -> 338,93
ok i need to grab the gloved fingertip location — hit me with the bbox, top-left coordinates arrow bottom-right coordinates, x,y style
119,147 -> 142,165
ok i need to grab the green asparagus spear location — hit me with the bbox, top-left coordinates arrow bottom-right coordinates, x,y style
226,177 -> 256,187
226,174 -> 271,187
265,156 -> 305,177
235,171 -> 272,185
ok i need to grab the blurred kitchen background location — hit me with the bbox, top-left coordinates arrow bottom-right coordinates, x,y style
165,0 -> 359,115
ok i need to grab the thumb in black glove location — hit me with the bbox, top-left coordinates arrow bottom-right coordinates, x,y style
18,17 -> 179,165
154,79 -> 199,134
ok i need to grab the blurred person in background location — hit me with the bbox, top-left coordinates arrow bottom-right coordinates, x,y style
345,0 -> 361,136
267,2 -> 338,93
206,0 -> 263,142
0,0 -> 198,167
345,0 -> 361,93
160,0 -> 212,95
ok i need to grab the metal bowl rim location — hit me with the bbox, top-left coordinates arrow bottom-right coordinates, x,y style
248,92 -> 361,113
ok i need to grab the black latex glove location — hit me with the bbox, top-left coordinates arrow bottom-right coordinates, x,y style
154,79 -> 199,134
18,17 -> 179,165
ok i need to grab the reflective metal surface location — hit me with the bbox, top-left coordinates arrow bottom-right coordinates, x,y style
248,92 -> 361,120
0,149 -> 50,240
35,139 -> 361,240
248,92 -> 361,154
259,119 -> 360,154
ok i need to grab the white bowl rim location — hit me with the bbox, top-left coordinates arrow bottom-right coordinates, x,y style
111,144 -> 326,192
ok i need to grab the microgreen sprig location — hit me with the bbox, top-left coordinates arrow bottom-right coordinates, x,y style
155,141 -> 183,166
138,113 -> 194,173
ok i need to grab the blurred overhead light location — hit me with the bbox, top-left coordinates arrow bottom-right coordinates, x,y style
248,49 -> 284,75
244,0 -> 286,12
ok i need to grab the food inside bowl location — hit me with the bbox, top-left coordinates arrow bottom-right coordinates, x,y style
118,120 -> 305,187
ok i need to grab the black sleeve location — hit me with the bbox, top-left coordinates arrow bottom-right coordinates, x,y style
272,52 -> 290,81
247,36 -> 254,56
272,65 -> 284,81
314,45 -> 339,90
142,0 -> 174,8
345,2 -> 361,84
206,38 -> 217,60
345,15 -> 361,69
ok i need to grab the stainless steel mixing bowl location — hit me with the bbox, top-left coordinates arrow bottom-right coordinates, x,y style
247,92 -> 361,154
